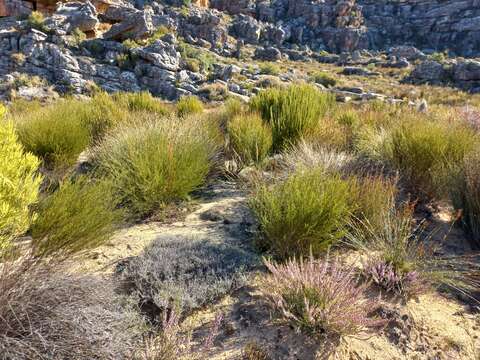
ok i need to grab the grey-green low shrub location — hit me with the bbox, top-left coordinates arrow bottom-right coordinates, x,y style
123,236 -> 259,318
227,113 -> 272,165
93,115 -> 219,220
250,84 -> 335,152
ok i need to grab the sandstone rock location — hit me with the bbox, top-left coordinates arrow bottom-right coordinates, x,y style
103,6 -> 154,41
388,46 -> 426,61
52,1 -> 99,33
230,14 -> 262,44
132,40 -> 180,71
453,60 -> 480,81
254,46 -> 281,61
410,60 -> 447,82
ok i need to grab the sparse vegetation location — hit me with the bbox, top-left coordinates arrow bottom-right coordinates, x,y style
259,62 -> 281,76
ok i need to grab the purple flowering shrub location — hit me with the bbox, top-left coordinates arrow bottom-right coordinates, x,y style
363,259 -> 427,297
261,256 -> 384,338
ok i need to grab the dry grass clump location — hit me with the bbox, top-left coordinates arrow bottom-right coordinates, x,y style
0,120 -> 42,252
261,256 -> 384,337
250,84 -> 335,152
93,115 -> 219,220
122,236 -> 259,320
451,148 -> 480,247
227,113 -> 273,165
0,258 -> 146,360
310,71 -> 337,88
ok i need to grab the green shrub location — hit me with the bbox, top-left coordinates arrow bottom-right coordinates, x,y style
176,96 -> 204,118
14,100 -> 91,170
259,62 -> 280,76
227,113 -> 272,165
93,115 -> 219,219
112,91 -> 169,115
27,11 -> 48,32
198,83 -> 229,102
451,149 -> 480,246
250,84 -> 335,152
0,121 -> 42,252
31,177 -> 122,258
250,168 -> 354,259
310,72 -> 337,88
382,118 -> 477,200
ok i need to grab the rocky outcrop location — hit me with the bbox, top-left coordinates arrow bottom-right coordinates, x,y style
408,59 -> 480,93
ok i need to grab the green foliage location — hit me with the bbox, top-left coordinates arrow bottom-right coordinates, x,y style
382,118 -> 477,200
250,168 -> 354,259
176,96 -> 204,118
227,113 -> 273,165
70,28 -> 87,47
31,177 -> 122,258
14,100 -> 91,170
310,71 -> 337,88
0,121 -> 42,252
451,149 -> 480,246
250,84 -> 335,152
93,115 -> 219,219
27,11 -> 48,32
178,42 -> 215,73
259,62 -> 280,76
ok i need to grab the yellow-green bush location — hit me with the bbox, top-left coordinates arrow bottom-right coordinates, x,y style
14,100 -> 91,170
382,118 -> 477,200
0,120 -> 42,252
93,115 -> 219,220
31,177 -> 122,258
250,84 -> 335,152
250,168 -> 354,259
176,96 -> 204,118
227,113 -> 272,165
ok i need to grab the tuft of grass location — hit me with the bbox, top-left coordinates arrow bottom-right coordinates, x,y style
13,100 -> 91,170
227,113 -> 272,165
31,177 -> 122,258
0,120 -> 42,253
93,115 -> 219,220
250,168 -> 355,259
259,62 -> 281,76
310,71 -> 337,87
261,256 -> 384,337
176,96 -> 204,118
451,148 -> 480,246
250,84 -> 335,152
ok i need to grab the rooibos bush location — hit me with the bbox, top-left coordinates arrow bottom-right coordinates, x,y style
94,115 -> 219,219
31,176 -> 122,258
0,120 -> 42,252
227,113 -> 272,165
250,84 -> 335,152
250,168 -> 354,259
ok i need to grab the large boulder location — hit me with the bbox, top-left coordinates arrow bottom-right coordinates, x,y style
254,46 -> 282,61
229,14 -> 262,44
453,60 -> 480,81
131,39 -> 180,71
103,6 -> 154,41
48,1 -> 99,34
388,46 -> 427,61
410,60 -> 447,82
